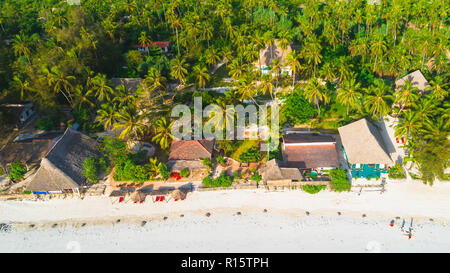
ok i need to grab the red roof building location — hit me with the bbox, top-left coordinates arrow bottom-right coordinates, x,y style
282,134 -> 339,170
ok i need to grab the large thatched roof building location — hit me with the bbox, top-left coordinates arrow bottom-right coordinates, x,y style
338,119 -> 393,179
26,128 -> 101,193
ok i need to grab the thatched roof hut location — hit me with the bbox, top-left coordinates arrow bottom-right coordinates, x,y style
260,159 -> 304,182
148,189 -> 170,196
395,70 -> 430,93
257,40 -> 292,67
130,191 -> 147,202
338,119 -> 393,166
171,189 -> 186,200
26,128 -> 101,192
109,190 -> 129,197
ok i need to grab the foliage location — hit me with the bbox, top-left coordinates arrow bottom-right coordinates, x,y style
36,117 -> 59,131
282,90 -> 317,125
250,173 -> 261,182
180,168 -> 190,177
216,155 -> 225,166
158,163 -> 170,180
388,163 -> 406,179
201,158 -> 213,169
202,172 -> 233,188
329,168 -> 351,192
8,161 -> 27,180
302,184 -> 327,194
82,156 -> 107,183
239,147 -> 262,163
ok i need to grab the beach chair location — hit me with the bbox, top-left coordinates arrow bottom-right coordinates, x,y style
396,138 -> 399,143
155,196 -> 160,202
140,200 -> 144,204
119,196 -> 124,203
160,196 -> 165,202
401,137 -> 405,144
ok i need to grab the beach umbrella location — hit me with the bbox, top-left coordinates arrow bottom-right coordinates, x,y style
130,191 -> 146,202
171,189 -> 186,200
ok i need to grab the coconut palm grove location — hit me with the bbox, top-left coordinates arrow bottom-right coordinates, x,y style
0,0 -> 448,185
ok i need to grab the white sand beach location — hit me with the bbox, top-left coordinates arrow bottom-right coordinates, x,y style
1,180 -> 450,252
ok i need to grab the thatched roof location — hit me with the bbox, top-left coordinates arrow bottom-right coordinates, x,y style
0,139 -> 55,167
171,189 -> 186,200
110,78 -> 143,93
149,189 -> 170,196
27,128 -> 101,192
109,190 -> 129,197
260,159 -> 304,181
395,70 -> 430,93
257,40 -> 292,67
338,119 -> 393,166
130,191 -> 147,202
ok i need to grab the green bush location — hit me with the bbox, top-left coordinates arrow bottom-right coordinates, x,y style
388,163 -> 406,179
329,168 -> 351,192
23,190 -> 32,194
216,155 -> 225,165
302,184 -> 326,194
36,117 -> 58,131
83,157 -> 99,183
239,147 -> 262,163
202,172 -> 233,188
0,167 -> 4,176
282,90 -> 317,125
83,156 -> 108,183
250,173 -> 261,182
180,168 -> 190,177
8,161 -> 27,180
201,158 -> 213,169
158,163 -> 170,180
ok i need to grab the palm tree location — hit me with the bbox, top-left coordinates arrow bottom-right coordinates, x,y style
303,78 -> 329,118
12,33 -> 32,63
144,67 -> 167,92
89,74 -> 114,102
152,117 -> 174,150
96,103 -> 118,131
12,76 -> 29,100
395,80 -> 420,113
286,50 -> 302,88
228,60 -> 246,82
113,85 -> 137,108
260,75 -> 274,99
170,56 -> 188,85
394,109 -> 423,139
113,106 -> 146,139
337,78 -> 362,115
363,80 -> 393,118
193,65 -> 210,88
45,66 -> 75,107
426,76 -> 448,101
73,85 -> 95,110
